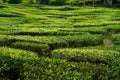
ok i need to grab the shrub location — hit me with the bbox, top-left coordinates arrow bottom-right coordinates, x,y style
52,48 -> 120,66
0,47 -> 39,80
112,34 -> 120,45
9,34 -> 103,50
0,47 -> 118,80
0,5 -> 7,8
21,58 -> 112,80
11,41 -> 50,56
0,35 -> 13,46
13,31 -> 88,36
0,13 -> 22,17
59,5 -> 75,11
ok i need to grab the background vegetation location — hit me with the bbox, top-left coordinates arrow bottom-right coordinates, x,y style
0,0 -> 120,79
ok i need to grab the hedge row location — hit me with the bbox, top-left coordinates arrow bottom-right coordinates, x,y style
0,13 -> 22,17
11,41 -> 50,56
112,34 -> 120,45
0,47 -> 114,79
22,59 -> 112,80
0,47 -> 39,80
0,48 -> 120,79
13,31 -> 88,36
52,49 -> 120,66
10,34 -> 103,49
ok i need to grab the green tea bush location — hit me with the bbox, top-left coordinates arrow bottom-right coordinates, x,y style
0,5 -> 7,8
112,34 -> 120,45
11,41 -> 50,56
52,49 -> 120,66
78,27 -> 105,34
13,31 -> 88,36
73,22 -> 108,28
0,47 -> 39,80
81,45 -> 120,52
9,34 -> 103,49
0,47 -> 117,80
65,35 -> 103,47
21,57 -> 111,80
0,35 -> 13,46
59,5 -> 75,11
0,13 -> 22,17
105,25 -> 120,33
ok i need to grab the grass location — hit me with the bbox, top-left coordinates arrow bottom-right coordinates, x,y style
0,4 -> 120,79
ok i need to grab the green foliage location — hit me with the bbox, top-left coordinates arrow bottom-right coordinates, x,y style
20,57 -> 111,80
9,0 -> 22,4
0,5 -> 6,8
41,0 -> 49,4
0,35 -> 12,46
0,4 -> 120,80
52,49 -> 120,66
2,0 -> 7,3
59,5 -> 75,11
11,41 -> 50,56
0,47 -> 39,79
0,13 -> 22,17
112,34 -> 120,45
50,0 -> 67,5
8,34 -> 103,49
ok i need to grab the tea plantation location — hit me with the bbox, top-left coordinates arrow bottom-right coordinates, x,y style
0,4 -> 120,80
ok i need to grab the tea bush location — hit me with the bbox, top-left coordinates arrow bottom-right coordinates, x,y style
0,13 -> 22,17
112,34 -> 120,45
20,58 -> 112,80
52,49 -> 120,66
0,47 -> 39,80
0,35 -> 13,46
9,34 -> 103,49
11,41 -> 50,56
0,4 -> 120,80
13,30 -> 88,36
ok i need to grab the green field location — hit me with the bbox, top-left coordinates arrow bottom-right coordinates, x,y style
0,4 -> 120,80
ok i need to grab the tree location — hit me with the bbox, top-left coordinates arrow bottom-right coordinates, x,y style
36,0 -> 41,5
2,0 -> 7,3
108,0 -> 112,5
93,0 -> 95,6
9,0 -> 22,4
84,0 -> 86,6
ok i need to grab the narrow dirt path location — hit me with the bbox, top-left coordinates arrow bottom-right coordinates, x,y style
104,29 -> 113,46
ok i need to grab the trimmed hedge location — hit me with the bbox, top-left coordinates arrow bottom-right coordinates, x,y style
0,47 -> 39,80
11,41 -> 50,56
0,13 -> 22,17
20,58 -> 112,80
112,34 -> 120,45
0,35 -> 14,46
9,34 -> 103,49
52,49 -> 120,66
0,48 -> 119,79
13,31 -> 88,36
0,5 -> 7,8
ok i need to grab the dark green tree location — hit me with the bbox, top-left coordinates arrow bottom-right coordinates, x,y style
36,0 -> 41,5
41,0 -> 49,4
9,0 -> 22,4
108,0 -> 112,5
2,0 -> 7,3
55,0 -> 66,5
